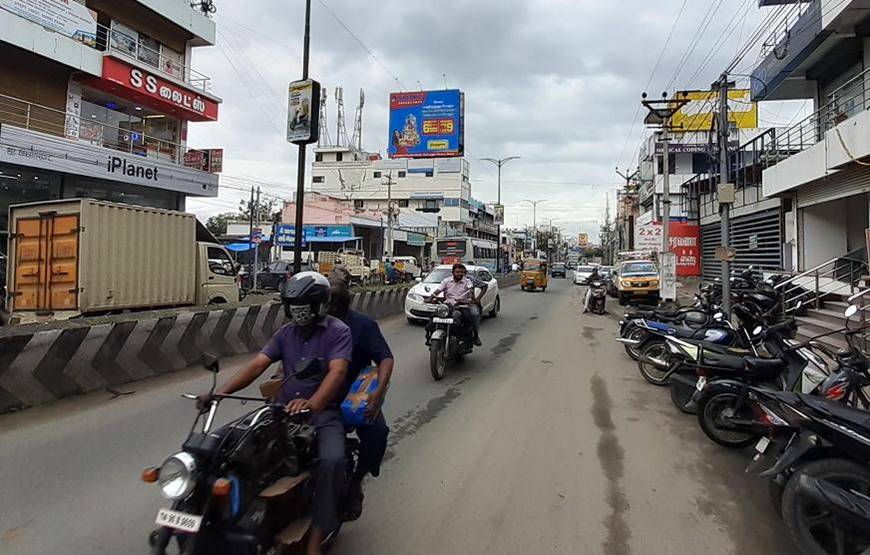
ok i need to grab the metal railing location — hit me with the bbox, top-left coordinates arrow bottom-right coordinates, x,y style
98,24 -> 212,92
759,0 -> 815,59
0,93 -> 209,168
774,255 -> 868,313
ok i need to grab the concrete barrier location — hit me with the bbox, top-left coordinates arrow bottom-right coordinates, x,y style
0,283 -> 415,414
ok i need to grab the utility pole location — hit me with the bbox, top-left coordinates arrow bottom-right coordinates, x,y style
481,156 -> 520,272
661,128 -> 671,256
384,171 -> 394,258
291,0 -> 312,275
253,186 -> 261,290
248,185 -> 254,277
715,73 -> 735,316
521,199 -> 545,253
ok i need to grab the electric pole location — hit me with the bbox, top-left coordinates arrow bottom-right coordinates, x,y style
291,0 -> 312,275
253,186 -> 261,290
481,156 -> 520,272
384,171 -> 394,258
715,73 -> 735,316
248,186 -> 254,279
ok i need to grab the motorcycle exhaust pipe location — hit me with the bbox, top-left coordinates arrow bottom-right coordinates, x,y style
647,356 -> 668,368
615,338 -> 640,345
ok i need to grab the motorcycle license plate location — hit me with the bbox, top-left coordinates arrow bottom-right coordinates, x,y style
754,437 -> 771,454
432,317 -> 454,324
695,376 -> 707,392
155,508 -> 202,533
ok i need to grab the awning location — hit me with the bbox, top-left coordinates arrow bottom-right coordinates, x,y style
225,242 -> 256,252
305,236 -> 362,243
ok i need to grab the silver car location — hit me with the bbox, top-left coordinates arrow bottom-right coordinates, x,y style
573,265 -> 595,285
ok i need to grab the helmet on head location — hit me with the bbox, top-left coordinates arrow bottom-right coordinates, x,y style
281,271 -> 330,325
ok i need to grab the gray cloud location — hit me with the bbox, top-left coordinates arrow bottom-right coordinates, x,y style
188,0 -> 768,240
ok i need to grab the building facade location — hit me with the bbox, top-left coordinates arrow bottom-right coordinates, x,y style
0,0 -> 222,259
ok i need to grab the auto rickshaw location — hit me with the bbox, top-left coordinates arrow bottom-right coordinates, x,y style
520,258 -> 548,292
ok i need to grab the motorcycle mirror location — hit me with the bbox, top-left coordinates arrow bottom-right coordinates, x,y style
201,352 -> 220,373
845,305 -> 859,318
753,325 -> 763,336
713,312 -> 724,320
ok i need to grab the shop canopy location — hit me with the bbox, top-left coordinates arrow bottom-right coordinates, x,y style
305,236 -> 362,243
225,242 -> 256,252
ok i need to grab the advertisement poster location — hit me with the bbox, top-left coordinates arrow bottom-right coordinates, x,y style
286,79 -> 320,144
634,222 -> 701,276
388,89 -> 463,158
1,0 -> 97,46
671,89 -> 758,131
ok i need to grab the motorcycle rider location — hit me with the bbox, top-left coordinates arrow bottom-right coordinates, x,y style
327,281 -> 394,520
207,272 -> 351,555
426,263 -> 487,346
583,266 -> 602,313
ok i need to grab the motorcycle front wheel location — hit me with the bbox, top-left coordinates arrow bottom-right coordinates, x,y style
430,339 -> 447,380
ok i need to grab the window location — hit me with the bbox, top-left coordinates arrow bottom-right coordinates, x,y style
207,247 -> 236,276
478,270 -> 493,282
422,199 -> 439,211
312,175 -> 325,183
656,153 -> 676,175
354,200 -> 364,209
137,33 -> 161,68
398,199 -> 409,207
691,153 -> 711,174
398,171 -> 406,178
336,152 -> 343,162
443,198 -> 460,207
315,152 -> 323,162
373,171 -> 382,178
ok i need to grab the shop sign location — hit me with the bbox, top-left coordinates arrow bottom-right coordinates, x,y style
274,224 -> 353,244
406,232 -> 426,246
1,0 -> 97,46
182,148 -> 223,173
0,126 -> 218,196
634,221 -> 700,276
100,57 -> 219,121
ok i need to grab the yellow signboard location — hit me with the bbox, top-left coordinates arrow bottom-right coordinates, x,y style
670,89 -> 758,132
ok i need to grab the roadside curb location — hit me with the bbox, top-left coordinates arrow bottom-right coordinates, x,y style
0,283 -> 415,414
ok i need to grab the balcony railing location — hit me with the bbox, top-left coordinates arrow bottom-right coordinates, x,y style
98,24 -> 212,92
759,0 -> 815,59
0,93 -> 210,169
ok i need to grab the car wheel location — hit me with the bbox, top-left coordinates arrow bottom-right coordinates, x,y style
489,296 -> 500,318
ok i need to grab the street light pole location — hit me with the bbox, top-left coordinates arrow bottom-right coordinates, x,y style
520,198 -> 545,253
291,0 -> 313,275
481,156 -> 520,273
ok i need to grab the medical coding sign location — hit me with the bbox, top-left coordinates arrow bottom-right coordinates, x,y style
388,89 -> 463,159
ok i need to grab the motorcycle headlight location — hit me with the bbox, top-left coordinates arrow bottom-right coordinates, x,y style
158,452 -> 197,500
435,305 -> 450,318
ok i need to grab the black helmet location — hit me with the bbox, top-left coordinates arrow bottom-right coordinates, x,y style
282,271 -> 330,306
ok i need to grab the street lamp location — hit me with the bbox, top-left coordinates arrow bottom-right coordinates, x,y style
519,198 -> 546,252
481,156 -> 520,272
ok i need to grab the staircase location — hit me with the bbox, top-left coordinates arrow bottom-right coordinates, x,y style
795,297 -> 852,351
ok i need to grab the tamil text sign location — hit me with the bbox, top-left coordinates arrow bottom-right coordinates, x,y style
671,89 -> 757,132
634,222 -> 700,276
388,89 -> 463,158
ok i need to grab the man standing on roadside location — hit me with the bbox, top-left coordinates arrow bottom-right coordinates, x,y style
327,281 -> 394,520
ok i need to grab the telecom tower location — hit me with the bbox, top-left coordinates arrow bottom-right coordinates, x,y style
335,87 -> 350,147
317,87 -> 331,147
350,89 -> 365,151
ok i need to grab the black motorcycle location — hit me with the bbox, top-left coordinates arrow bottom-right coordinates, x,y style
144,356 -> 358,554
425,300 -> 475,380
745,390 -> 870,555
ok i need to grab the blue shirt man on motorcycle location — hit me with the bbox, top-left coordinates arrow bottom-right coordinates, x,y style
212,272 -> 351,555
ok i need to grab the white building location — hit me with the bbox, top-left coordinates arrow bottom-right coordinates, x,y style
311,145 -> 473,236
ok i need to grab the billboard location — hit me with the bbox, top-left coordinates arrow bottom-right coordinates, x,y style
634,222 -> 700,276
287,79 -> 321,145
671,89 -> 758,132
388,89 -> 463,158
1,0 -> 97,46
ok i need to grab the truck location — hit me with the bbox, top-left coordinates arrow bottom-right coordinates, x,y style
5,199 -> 239,324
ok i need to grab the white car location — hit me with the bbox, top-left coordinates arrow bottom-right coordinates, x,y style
573,265 -> 596,285
404,264 -> 500,323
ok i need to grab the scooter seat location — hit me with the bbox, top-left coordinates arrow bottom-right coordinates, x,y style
700,351 -> 745,370
745,357 -> 787,373
802,395 -> 870,433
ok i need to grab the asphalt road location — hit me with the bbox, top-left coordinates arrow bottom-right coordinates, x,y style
0,277 -> 795,554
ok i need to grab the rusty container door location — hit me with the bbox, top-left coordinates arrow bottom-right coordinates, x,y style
12,213 -> 79,312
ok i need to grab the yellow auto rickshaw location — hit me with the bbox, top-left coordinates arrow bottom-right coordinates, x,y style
520,258 -> 548,292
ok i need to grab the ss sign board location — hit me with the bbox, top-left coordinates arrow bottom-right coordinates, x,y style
286,79 -> 321,145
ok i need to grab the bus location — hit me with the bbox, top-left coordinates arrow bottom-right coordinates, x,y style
434,236 -> 498,271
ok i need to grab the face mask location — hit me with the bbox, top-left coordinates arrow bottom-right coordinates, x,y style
289,304 -> 316,327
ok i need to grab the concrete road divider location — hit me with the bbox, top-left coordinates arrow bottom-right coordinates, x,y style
0,283 -> 415,414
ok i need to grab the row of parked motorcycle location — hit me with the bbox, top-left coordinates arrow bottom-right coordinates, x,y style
615,268 -> 870,555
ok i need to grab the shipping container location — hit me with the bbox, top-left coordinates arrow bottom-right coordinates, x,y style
6,199 -> 210,319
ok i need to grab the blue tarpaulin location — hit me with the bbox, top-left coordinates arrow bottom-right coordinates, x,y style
225,242 -> 256,252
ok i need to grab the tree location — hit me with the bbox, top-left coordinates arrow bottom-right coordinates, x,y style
238,197 -> 280,222
205,212 -> 237,236
599,196 -> 617,265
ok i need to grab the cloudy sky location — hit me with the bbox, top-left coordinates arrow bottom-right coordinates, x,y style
187,0 -> 806,240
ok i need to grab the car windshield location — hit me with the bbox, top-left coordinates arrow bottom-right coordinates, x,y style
622,262 -> 657,275
553,263 -> 565,269
423,268 -> 454,283
577,266 -> 593,273
524,262 -> 542,270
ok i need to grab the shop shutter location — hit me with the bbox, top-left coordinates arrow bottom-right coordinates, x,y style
701,208 -> 783,282
796,166 -> 870,208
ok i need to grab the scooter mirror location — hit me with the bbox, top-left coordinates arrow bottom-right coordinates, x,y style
845,305 -> 859,318
753,325 -> 763,336
201,352 -> 220,373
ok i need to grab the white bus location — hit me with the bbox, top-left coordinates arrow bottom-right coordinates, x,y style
434,236 -> 498,272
